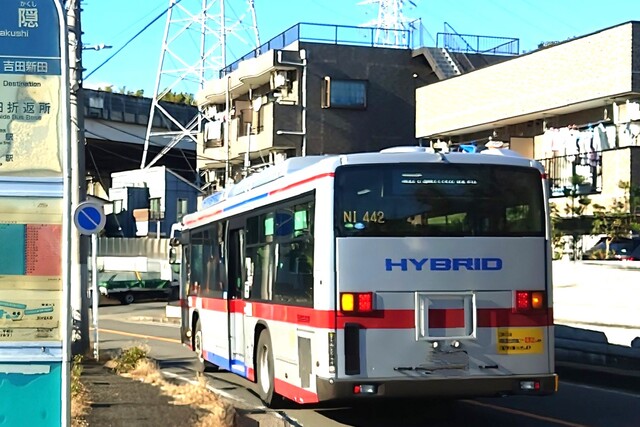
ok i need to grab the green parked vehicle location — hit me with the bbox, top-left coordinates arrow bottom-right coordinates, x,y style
98,271 -> 179,305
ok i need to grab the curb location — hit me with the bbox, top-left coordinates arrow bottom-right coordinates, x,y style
127,315 -> 181,325
556,361 -> 640,393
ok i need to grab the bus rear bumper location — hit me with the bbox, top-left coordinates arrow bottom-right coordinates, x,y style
316,374 -> 558,401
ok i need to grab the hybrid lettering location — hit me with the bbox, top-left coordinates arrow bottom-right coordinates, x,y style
385,258 -> 503,271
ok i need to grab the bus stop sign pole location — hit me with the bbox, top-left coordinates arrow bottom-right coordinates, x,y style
73,201 -> 105,361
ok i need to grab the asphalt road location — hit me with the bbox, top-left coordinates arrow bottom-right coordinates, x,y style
94,302 -> 640,427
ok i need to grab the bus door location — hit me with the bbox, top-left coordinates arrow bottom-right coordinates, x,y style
227,224 -> 247,376
178,242 -> 190,346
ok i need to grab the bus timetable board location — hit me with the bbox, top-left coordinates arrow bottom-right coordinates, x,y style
0,197 -> 63,342
0,0 -> 64,176
0,1 -> 69,426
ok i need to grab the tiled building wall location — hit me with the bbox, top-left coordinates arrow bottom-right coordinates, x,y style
416,23 -> 635,138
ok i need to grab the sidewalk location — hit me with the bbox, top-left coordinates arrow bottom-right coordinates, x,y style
76,359 -> 204,427
552,260 -> 640,346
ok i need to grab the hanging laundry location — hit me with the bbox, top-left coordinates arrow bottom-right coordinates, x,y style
593,123 -> 610,150
566,127 -> 580,157
205,120 -> 222,141
543,128 -> 555,157
551,128 -> 564,154
578,129 -> 592,155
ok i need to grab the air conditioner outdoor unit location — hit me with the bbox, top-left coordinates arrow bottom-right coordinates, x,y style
270,71 -> 288,90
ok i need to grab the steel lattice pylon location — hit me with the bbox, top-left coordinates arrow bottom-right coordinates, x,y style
359,0 -> 416,47
141,0 -> 259,171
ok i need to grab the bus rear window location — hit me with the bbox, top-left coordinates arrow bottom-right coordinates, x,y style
334,163 -> 545,237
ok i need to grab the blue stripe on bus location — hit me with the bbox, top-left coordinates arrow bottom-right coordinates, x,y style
203,350 -> 248,377
230,363 -> 247,376
186,172 -> 334,228
224,193 -> 269,213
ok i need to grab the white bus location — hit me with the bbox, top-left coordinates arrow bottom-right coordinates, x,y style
177,146 -> 557,406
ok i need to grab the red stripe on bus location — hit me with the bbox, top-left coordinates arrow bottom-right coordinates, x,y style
251,302 -> 337,329
246,367 -> 317,403
201,297 -> 229,311
338,308 -> 551,329
192,297 -> 552,329
274,378 -> 319,404
183,172 -> 334,227
268,172 -> 335,195
184,208 -> 224,227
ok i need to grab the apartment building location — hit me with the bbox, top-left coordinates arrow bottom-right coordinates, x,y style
195,22 -> 513,193
416,21 -> 640,218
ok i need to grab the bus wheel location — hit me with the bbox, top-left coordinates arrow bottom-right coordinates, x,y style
256,329 -> 276,406
193,319 -> 217,373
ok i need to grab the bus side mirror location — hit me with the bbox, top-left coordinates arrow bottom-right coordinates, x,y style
169,237 -> 180,247
169,247 -> 177,264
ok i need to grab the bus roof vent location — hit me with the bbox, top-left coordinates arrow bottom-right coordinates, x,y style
380,146 -> 435,154
202,190 -> 227,209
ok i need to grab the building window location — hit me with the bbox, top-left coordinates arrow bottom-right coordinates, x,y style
322,77 -> 367,109
177,198 -> 188,222
150,197 -> 164,220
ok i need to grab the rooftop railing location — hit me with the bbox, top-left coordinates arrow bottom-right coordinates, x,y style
437,22 -> 519,55
220,22 -> 412,77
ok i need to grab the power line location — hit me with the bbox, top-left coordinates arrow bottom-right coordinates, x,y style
85,127 -> 223,165
85,0 -> 184,79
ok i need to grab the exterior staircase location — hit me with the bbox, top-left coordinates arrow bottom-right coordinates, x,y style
414,47 -> 464,80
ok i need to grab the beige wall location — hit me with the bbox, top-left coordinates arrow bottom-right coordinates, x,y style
416,23 -> 634,138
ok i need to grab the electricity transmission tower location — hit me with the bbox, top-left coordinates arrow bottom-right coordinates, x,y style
141,0 -> 260,171
359,0 -> 417,47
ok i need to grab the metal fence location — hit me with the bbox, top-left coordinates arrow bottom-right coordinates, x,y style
97,237 -> 171,259
437,22 -> 519,55
541,153 -> 603,198
220,22 -> 411,77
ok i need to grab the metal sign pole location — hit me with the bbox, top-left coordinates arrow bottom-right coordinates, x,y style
91,233 -> 99,361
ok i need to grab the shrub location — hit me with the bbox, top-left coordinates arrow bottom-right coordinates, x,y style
113,345 -> 149,373
71,354 -> 84,396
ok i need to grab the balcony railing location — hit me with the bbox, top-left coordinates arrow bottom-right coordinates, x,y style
541,153 -> 602,198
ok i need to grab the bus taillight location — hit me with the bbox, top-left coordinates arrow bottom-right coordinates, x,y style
515,291 -> 545,312
340,292 -> 375,313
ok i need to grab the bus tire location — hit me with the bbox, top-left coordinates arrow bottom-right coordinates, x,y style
193,319 -> 218,373
256,329 -> 277,406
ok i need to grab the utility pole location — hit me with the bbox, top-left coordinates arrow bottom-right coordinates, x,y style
67,0 -> 90,356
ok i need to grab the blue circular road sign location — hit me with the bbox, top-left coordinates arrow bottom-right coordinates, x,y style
74,201 -> 106,235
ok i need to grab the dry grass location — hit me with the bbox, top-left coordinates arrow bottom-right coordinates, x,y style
71,388 -> 90,427
122,358 -> 237,427
71,355 -> 89,427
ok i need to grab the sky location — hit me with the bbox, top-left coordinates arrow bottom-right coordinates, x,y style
81,0 -> 640,97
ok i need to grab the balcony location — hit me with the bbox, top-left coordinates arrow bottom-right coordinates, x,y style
541,147 -> 640,216
541,153 -> 602,198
